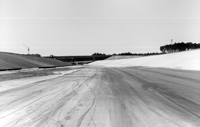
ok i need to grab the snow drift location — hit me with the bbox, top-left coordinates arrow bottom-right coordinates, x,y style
90,49 -> 200,70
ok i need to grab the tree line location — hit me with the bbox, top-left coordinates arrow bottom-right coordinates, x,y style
160,42 -> 200,53
92,52 -> 162,56
92,53 -> 107,56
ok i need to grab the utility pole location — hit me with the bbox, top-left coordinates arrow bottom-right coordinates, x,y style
23,44 -> 30,54
170,39 -> 173,53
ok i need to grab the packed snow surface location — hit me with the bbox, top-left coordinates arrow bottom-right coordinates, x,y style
90,49 -> 200,70
1,67 -> 200,127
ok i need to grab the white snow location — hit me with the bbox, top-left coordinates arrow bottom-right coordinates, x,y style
90,49 -> 200,70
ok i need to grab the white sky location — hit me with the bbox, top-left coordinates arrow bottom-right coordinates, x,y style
0,0 -> 200,56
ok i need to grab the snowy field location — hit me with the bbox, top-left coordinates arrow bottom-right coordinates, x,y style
90,49 -> 200,70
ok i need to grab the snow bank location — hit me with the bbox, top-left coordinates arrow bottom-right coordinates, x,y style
90,49 -> 200,70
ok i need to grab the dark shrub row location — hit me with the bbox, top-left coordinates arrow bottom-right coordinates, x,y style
160,42 -> 200,53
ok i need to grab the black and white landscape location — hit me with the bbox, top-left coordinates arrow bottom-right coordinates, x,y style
0,50 -> 200,127
1,0 -> 200,126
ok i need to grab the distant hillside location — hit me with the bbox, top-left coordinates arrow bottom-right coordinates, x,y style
106,55 -> 142,60
0,52 -> 71,70
46,55 -> 111,63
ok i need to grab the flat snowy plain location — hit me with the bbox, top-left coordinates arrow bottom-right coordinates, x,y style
0,50 -> 200,127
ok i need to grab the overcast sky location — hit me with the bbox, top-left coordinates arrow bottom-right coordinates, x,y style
0,0 -> 200,56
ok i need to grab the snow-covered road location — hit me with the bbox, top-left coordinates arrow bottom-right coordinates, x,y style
0,66 -> 200,127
